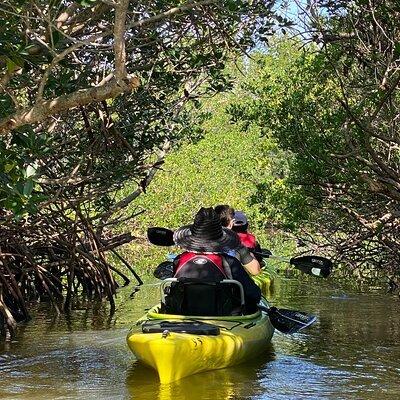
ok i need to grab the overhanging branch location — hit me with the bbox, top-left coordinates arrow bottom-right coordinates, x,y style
0,77 -> 140,136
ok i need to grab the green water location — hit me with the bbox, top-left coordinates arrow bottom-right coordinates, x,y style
0,278 -> 399,400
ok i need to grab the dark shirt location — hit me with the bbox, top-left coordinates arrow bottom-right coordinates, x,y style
224,254 -> 261,312
235,245 -> 254,265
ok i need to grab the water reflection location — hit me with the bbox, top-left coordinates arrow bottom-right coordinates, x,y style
126,347 -> 276,400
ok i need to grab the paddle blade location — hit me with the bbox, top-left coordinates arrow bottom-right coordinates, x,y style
290,256 -> 332,278
147,227 -> 175,246
267,306 -> 317,334
154,261 -> 174,280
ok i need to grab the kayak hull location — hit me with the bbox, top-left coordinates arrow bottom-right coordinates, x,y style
252,271 -> 273,295
127,305 -> 274,384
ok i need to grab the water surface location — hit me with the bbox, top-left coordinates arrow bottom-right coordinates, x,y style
0,278 -> 399,400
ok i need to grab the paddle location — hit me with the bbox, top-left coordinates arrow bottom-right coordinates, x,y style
254,249 -> 332,278
148,227 -> 318,334
147,227 -> 333,278
153,264 -> 317,334
258,304 -> 317,334
147,227 -> 175,246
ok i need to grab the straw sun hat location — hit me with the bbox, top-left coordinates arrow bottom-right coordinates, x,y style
173,207 -> 240,254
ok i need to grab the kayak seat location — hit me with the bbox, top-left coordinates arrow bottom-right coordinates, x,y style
161,278 -> 245,316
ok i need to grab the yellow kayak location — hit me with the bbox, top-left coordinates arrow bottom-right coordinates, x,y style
252,271 -> 273,295
127,302 -> 274,384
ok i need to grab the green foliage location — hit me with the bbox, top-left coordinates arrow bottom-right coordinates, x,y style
119,86 -> 295,273
230,30 -> 400,278
0,0 -> 292,337
231,38 -> 379,230
227,40 -> 321,230
0,0 -> 285,222
0,129 -> 52,217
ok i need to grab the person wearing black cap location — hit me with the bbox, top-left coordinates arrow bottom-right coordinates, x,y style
172,207 -> 261,314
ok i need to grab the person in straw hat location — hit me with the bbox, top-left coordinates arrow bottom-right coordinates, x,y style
172,207 -> 261,313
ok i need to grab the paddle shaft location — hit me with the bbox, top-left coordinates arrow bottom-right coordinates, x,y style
146,227 -> 332,278
253,250 -> 331,278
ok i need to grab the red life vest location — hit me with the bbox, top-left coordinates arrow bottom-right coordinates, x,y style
237,232 -> 257,249
174,252 -> 227,278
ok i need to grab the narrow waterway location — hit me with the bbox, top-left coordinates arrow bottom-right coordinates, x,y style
0,278 -> 399,400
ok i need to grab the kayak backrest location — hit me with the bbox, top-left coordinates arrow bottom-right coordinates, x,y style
160,278 -> 245,316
